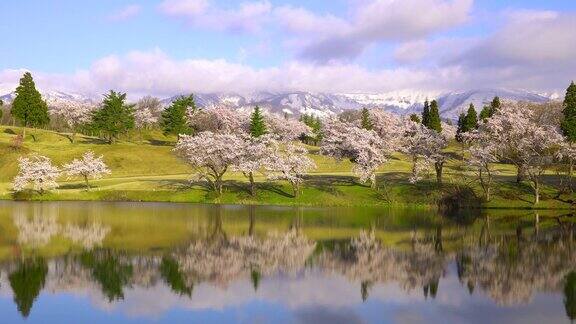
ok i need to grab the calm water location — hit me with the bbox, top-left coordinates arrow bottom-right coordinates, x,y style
0,201 -> 574,323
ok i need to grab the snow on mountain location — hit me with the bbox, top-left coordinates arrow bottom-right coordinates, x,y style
436,88 -> 551,119
1,85 -> 554,120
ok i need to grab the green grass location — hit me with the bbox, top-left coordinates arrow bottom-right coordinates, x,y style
0,126 -> 574,209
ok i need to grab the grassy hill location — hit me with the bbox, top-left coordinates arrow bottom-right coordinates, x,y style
0,126 -> 574,209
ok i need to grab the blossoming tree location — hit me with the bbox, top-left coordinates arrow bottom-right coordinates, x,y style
174,132 -> 244,195
265,141 -> 316,197
13,155 -> 60,194
63,151 -> 111,190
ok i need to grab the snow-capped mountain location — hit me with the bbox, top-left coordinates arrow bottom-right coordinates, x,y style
0,86 -> 554,119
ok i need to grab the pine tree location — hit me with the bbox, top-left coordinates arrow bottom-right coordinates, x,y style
561,81 -> 576,143
561,82 -> 576,190
421,100 -> 430,127
455,113 -> 466,142
464,103 -> 478,131
161,95 -> 195,137
0,99 -> 3,121
479,105 -> 491,122
409,113 -> 421,124
427,100 -> 442,133
360,108 -> 373,130
490,96 -> 501,115
10,72 -> 49,139
249,106 -> 267,138
91,90 -> 135,144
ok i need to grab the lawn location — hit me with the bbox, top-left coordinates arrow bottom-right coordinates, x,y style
0,126 -> 574,209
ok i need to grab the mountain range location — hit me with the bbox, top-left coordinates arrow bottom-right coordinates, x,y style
0,87 -> 555,119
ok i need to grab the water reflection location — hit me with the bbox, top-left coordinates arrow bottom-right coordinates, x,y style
0,202 -> 575,323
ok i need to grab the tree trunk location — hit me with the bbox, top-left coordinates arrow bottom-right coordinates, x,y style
248,172 -> 255,196
533,180 -> 540,205
292,182 -> 299,198
84,175 -> 90,191
569,155 -> 574,193
516,165 -> 526,183
371,174 -> 377,189
434,161 -> 443,185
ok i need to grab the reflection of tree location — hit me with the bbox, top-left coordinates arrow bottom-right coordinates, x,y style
62,222 -> 111,249
8,258 -> 48,318
80,250 -> 133,301
318,231 -> 445,301
160,256 -> 192,297
459,235 -> 576,306
176,230 -> 316,287
12,205 -> 110,249
565,272 -> 576,322
12,206 -> 59,247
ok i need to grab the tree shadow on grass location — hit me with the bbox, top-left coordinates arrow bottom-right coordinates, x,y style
78,137 -> 109,145
147,139 -> 174,147
259,182 -> 294,198
59,183 -> 90,190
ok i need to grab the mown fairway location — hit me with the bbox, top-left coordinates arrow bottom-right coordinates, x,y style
0,126 -> 574,209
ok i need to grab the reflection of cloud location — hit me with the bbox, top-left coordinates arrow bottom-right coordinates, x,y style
295,305 -> 364,324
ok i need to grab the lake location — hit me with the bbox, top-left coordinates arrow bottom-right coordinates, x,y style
0,201 -> 574,323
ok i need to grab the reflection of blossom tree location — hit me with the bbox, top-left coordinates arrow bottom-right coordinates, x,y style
319,231 -> 445,298
160,256 -> 193,297
8,258 -> 48,318
459,236 -> 576,306
12,205 -> 110,249
12,206 -> 59,247
62,222 -> 111,249
176,230 -> 316,288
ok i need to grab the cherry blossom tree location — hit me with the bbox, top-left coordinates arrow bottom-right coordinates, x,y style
48,100 -> 94,143
463,133 -> 500,201
188,107 -> 249,135
476,102 -> 564,204
13,155 -> 60,194
321,119 -> 393,188
232,136 -> 273,196
402,122 -> 449,184
174,132 -> 244,195
266,113 -> 311,140
63,151 -> 111,191
265,141 -> 316,197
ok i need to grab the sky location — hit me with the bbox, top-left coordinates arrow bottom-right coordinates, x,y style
0,0 -> 575,97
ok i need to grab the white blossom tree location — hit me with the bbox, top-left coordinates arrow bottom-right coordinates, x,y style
48,100 -> 94,143
321,119 -> 392,188
63,151 -> 111,191
232,136 -> 273,196
476,102 -> 564,204
188,107 -> 249,135
174,132 -> 244,195
464,136 -> 500,201
266,113 -> 311,140
265,141 -> 316,197
402,122 -> 449,184
13,155 -> 60,194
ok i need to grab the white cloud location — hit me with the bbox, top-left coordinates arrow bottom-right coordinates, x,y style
159,0 -> 272,33
108,4 -> 141,21
393,40 -> 430,63
276,0 -> 473,62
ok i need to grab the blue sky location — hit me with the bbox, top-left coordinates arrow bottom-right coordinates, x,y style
0,0 -> 574,96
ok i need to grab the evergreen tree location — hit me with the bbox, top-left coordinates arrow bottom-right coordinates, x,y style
565,272 -> 576,322
249,106 -> 267,138
427,100 -> 442,133
421,100 -> 430,127
479,105 -> 491,122
0,99 -> 3,121
561,82 -> 576,190
455,113 -> 466,142
9,258 -> 48,318
490,96 -> 501,115
161,95 -> 195,137
300,114 -> 323,145
10,72 -> 50,139
561,81 -> 576,143
360,107 -> 373,130
464,103 -> 478,131
409,113 -> 421,123
91,90 -> 135,144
